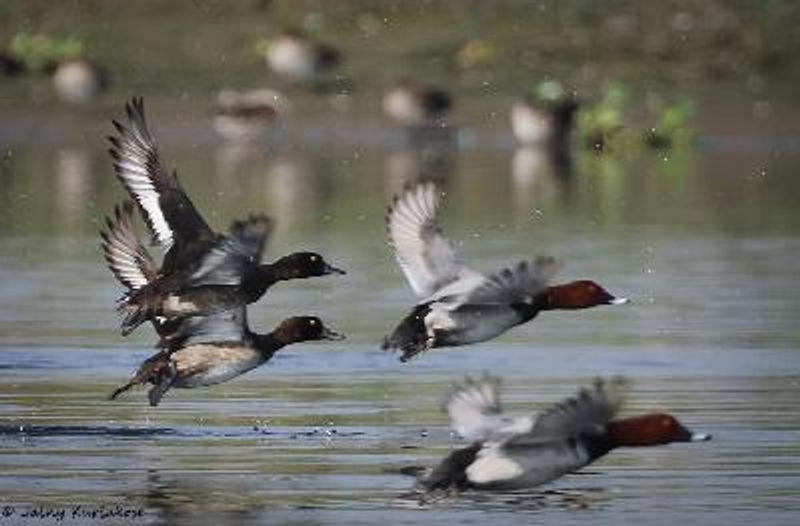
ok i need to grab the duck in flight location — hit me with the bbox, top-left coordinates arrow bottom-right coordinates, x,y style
110,312 -> 343,407
103,201 -> 344,407
413,375 -> 711,491
382,182 -> 628,361
106,98 -> 344,335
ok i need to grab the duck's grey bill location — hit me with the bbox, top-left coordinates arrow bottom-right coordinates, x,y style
609,297 -> 630,305
325,264 -> 347,275
322,327 -> 346,340
691,433 -> 712,441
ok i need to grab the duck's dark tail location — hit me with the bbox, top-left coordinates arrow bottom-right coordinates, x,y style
399,465 -> 429,478
108,352 -> 175,406
420,443 -> 481,491
382,303 -> 432,362
109,378 -> 139,401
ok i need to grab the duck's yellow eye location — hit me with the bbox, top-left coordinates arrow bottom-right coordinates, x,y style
311,255 -> 318,261
309,319 -> 317,326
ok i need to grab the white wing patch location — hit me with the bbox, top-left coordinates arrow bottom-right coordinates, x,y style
105,244 -> 149,290
110,99 -> 174,250
116,158 -> 173,249
100,201 -> 157,291
446,374 -> 503,442
466,445 -> 525,485
387,182 -> 481,299
445,374 -> 535,443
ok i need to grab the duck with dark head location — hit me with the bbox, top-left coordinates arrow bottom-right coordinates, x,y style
233,250 -> 345,307
109,312 -> 344,407
381,182 -> 629,362
413,375 -> 711,492
101,199 -> 344,406
102,98 -> 344,337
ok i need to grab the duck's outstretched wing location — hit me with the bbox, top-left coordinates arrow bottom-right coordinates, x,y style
450,377 -> 628,489
445,374 -> 534,443
100,200 -> 158,292
108,97 -> 214,263
505,377 -> 629,447
386,181 -> 481,299
158,306 -> 249,350
459,257 -> 561,306
186,215 -> 274,287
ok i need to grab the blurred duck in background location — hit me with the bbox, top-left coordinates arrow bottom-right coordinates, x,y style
52,58 -> 106,105
1,32 -> 107,104
511,80 -> 579,164
383,81 -> 455,150
213,88 -> 290,143
259,30 -> 340,84
383,81 -> 452,128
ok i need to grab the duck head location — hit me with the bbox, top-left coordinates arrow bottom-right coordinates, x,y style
272,252 -> 346,279
273,316 -> 345,344
608,413 -> 712,447
542,280 -> 629,310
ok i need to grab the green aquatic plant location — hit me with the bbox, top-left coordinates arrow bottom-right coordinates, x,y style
643,95 -> 695,150
532,79 -> 567,103
7,32 -> 84,74
576,81 -> 631,153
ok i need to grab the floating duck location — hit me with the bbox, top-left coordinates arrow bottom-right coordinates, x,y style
382,82 -> 452,127
511,80 -> 579,157
261,30 -> 339,83
213,88 -> 290,143
52,58 -> 106,105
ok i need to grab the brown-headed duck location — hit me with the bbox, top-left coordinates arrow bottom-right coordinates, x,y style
415,375 -> 710,491
382,182 -> 628,361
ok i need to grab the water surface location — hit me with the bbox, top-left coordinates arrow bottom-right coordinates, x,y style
1,109 -> 799,524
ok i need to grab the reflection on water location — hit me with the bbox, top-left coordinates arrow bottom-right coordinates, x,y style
54,149 -> 93,227
1,113 -> 799,524
264,156 -> 335,230
383,145 -> 456,194
510,146 -> 574,216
